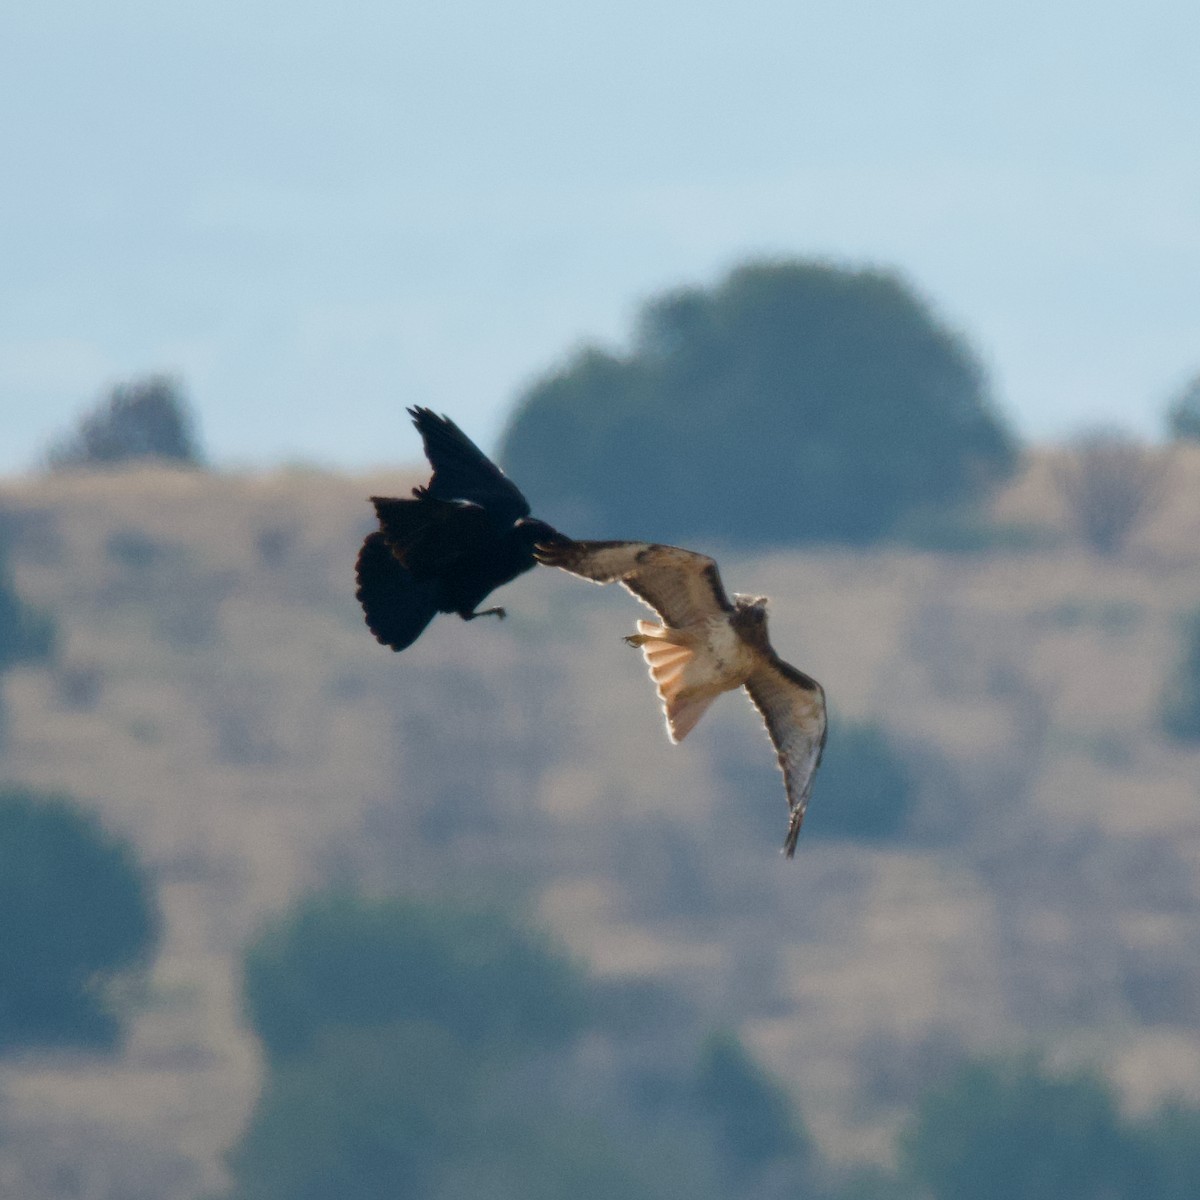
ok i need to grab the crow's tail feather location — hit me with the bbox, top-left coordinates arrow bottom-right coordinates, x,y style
354,531 -> 439,652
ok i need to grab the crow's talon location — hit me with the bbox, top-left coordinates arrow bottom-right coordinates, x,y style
463,605 -> 506,622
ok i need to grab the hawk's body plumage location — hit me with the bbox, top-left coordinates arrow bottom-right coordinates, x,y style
535,538 -> 827,856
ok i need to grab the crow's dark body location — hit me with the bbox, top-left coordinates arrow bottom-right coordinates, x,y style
355,408 -> 560,652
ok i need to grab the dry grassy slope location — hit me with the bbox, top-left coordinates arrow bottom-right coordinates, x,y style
0,449 -> 1198,1192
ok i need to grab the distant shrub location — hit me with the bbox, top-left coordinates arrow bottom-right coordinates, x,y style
900,1055 -> 1136,1200
1135,1101 -> 1200,1200
53,660 -> 105,711
255,524 -> 298,568
893,1054 -> 1200,1200
1042,599 -> 1142,635
715,713 -> 916,848
242,893 -> 589,1065
46,375 -> 203,468
1165,374 -> 1200,442
0,787 -> 160,1050
105,528 -> 170,569
806,718 -> 917,841
1054,431 -> 1166,555
0,545 -> 56,674
692,1030 -> 813,1186
227,1020 -> 699,1200
0,505 -> 63,566
0,536 -> 57,751
229,892 -> 768,1200
227,1021 -> 476,1200
1162,607 -> 1200,745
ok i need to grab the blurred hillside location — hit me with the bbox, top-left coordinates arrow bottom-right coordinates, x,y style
1,450 -> 1199,1197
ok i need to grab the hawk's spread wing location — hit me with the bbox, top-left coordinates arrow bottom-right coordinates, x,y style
534,539 -> 732,628
408,406 -> 530,524
744,658 -> 827,858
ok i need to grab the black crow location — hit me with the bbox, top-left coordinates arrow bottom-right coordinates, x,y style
355,407 -> 563,652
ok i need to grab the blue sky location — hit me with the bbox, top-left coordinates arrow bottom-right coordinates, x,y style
2,0 -> 1197,473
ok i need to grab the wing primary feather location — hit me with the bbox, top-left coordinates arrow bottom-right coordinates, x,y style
408,407 -> 530,522
535,537 -> 732,626
744,661 -> 828,858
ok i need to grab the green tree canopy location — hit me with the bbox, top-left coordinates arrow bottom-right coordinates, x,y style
1161,607 -> 1200,744
46,374 -> 204,468
228,1021 -> 690,1200
0,533 -> 55,676
1165,373 -> 1200,442
229,893 -> 761,1200
501,260 -> 1016,546
0,531 -> 56,749
692,1029 -> 812,1184
900,1056 -> 1138,1200
718,714 -> 916,846
1134,1101 -> 1200,1200
242,893 -> 589,1065
806,718 -> 916,841
0,787 -> 160,1050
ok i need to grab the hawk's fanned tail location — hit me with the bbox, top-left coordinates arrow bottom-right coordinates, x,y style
663,691 -> 718,743
627,622 -> 718,743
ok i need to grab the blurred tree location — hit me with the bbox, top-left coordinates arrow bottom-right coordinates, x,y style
691,1030 -> 813,1188
899,1055 -> 1140,1200
1161,607 -> 1200,745
46,375 -> 204,468
825,1167 -> 920,1200
0,530 -> 55,751
1054,431 -> 1166,556
807,718 -> 916,841
0,787 -> 160,1050
1134,1101 -> 1200,1200
1165,374 -> 1200,442
718,714 -> 915,845
230,893 -> 735,1200
0,531 -> 55,676
228,1021 -> 473,1200
242,893 -> 589,1065
500,260 -> 1016,546
227,1020 -> 702,1200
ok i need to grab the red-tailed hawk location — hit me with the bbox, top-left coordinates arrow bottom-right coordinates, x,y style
534,538 -> 827,856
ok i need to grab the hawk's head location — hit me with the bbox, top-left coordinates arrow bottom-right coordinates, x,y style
733,594 -> 770,614
732,595 -> 771,645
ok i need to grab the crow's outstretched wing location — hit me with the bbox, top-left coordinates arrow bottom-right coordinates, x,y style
371,494 -> 495,577
408,407 -> 530,523
534,538 -> 732,628
744,658 -> 827,857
